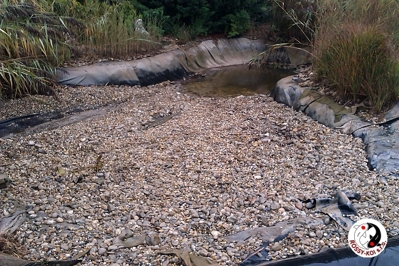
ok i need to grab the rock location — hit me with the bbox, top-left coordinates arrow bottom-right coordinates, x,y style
319,245 -> 330,253
98,248 -> 107,255
295,202 -> 303,210
45,219 -> 56,225
316,230 -> 323,239
271,202 -> 280,210
323,216 -> 331,225
271,243 -> 282,251
190,209 -> 199,218
108,245 -> 119,251
211,231 -> 220,239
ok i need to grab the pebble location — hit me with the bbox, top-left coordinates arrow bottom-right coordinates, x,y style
211,231 -> 220,239
45,219 -> 55,225
98,248 -> 107,255
271,243 -> 282,251
271,202 -> 280,210
0,82 -> 395,266
108,245 -> 119,251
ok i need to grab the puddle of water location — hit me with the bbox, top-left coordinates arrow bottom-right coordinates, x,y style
181,65 -> 293,97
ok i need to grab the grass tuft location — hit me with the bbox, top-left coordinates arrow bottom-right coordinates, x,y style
313,0 -> 399,113
0,1 -> 77,98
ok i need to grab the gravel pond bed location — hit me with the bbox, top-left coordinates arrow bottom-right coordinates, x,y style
1,81 -> 398,265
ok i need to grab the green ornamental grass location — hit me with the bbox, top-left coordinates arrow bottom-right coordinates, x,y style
313,0 -> 399,113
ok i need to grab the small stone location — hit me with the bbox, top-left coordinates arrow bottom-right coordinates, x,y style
28,141 -> 35,146
271,243 -> 282,251
376,201 -> 385,208
271,202 -> 280,210
316,230 -> 323,238
61,244 -> 69,250
323,216 -> 331,225
295,202 -> 303,210
309,232 -> 316,238
278,207 -> 285,214
108,245 -> 119,251
56,217 -> 64,223
211,231 -> 220,239
46,219 -> 55,225
98,248 -> 107,255
190,209 -> 199,218
319,245 -> 330,252
171,239 -> 179,246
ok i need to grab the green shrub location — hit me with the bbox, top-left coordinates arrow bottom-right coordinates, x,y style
134,0 -> 269,39
226,10 -> 251,38
314,25 -> 399,112
313,0 -> 399,113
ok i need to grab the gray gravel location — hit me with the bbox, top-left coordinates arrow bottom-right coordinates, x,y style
1,81 -> 398,265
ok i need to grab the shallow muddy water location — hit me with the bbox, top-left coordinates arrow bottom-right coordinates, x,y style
180,65 -> 292,97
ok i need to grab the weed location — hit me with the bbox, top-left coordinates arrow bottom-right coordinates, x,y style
313,0 -> 399,112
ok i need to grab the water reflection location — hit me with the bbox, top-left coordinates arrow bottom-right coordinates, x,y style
181,65 -> 292,97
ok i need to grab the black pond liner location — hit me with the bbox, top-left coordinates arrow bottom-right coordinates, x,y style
244,235 -> 399,266
0,112 -> 61,137
0,110 -> 86,137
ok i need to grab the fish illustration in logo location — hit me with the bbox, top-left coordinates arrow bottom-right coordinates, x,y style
354,222 -> 382,249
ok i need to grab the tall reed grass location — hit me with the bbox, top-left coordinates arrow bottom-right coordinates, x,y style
1,0 -> 163,99
313,0 -> 399,112
50,0 -> 163,59
0,1 -> 77,98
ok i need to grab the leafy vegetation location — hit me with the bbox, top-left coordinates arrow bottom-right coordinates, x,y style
0,0 -> 161,99
313,0 -> 399,112
266,0 -> 399,113
0,0 -> 79,98
49,0 -> 163,58
133,0 -> 270,38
